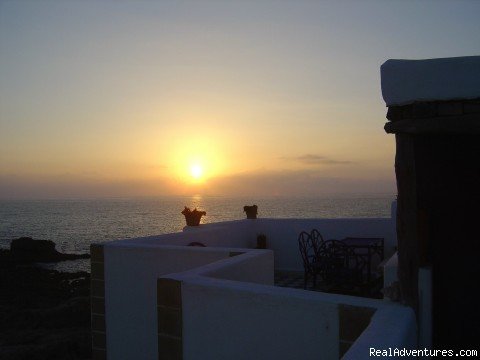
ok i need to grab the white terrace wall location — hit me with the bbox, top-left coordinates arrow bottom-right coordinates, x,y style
101,205 -> 398,359
103,244 -> 245,360
181,279 -> 339,360
181,220 -> 256,248
174,272 -> 415,360
177,217 -> 396,272
250,218 -> 396,271
343,306 -> 417,359
109,207 -> 396,273
118,220 -> 254,248
203,250 -> 274,285
166,245 -> 415,360
113,217 -> 396,273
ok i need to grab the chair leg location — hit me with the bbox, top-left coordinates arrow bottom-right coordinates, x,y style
313,274 -> 317,289
304,272 -> 308,290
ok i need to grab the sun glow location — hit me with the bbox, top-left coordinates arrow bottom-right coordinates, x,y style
164,129 -> 230,186
190,164 -> 203,179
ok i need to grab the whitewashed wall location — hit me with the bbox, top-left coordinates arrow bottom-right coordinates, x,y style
165,243 -> 414,360
113,220 -> 253,248
101,204 -> 399,359
171,216 -> 396,272
112,213 -> 396,273
104,245 -> 234,360
343,306 -> 417,359
250,218 -> 396,271
181,279 -> 339,360
176,272 -> 414,360
203,250 -> 274,285
384,252 -> 398,291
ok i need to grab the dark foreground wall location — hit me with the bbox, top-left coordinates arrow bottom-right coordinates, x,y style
386,100 -> 480,348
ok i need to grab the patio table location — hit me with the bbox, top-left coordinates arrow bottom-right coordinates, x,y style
340,237 -> 384,285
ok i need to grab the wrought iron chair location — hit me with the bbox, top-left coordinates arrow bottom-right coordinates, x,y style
310,228 -> 324,247
298,230 -> 324,289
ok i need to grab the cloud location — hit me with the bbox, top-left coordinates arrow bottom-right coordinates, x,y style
203,169 -> 394,197
281,154 -> 354,166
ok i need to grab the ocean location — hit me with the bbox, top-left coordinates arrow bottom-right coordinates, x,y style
0,194 -> 395,272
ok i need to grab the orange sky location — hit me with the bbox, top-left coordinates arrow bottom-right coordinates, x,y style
1,1 -> 479,198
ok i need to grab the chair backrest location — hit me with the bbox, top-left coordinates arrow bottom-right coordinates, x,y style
298,231 -> 314,268
298,230 -> 324,269
317,239 -> 348,260
310,228 -> 324,247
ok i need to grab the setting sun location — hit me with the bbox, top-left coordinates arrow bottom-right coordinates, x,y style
190,164 -> 203,179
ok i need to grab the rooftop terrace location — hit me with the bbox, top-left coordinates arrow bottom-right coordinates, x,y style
90,208 -> 416,360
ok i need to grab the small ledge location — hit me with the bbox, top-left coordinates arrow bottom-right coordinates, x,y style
384,113 -> 480,134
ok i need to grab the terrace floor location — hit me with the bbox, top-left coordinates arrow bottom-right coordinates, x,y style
274,270 -> 304,289
274,270 -> 384,299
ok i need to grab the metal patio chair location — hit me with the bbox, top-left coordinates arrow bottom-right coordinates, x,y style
298,229 -> 324,289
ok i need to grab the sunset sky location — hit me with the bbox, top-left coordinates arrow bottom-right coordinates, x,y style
1,0 -> 479,199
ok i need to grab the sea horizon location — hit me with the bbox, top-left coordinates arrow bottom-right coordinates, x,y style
0,191 -> 395,201
0,193 -> 396,272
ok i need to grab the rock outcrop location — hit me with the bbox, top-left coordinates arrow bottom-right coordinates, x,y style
10,237 -> 90,263
0,239 -> 92,360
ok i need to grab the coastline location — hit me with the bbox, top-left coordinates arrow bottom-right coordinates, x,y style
0,240 -> 92,360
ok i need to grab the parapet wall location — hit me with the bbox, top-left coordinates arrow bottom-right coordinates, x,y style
103,216 -> 396,272
159,251 -> 415,360
95,208 -> 400,359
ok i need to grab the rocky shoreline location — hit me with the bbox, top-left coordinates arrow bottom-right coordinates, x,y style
0,238 -> 91,360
